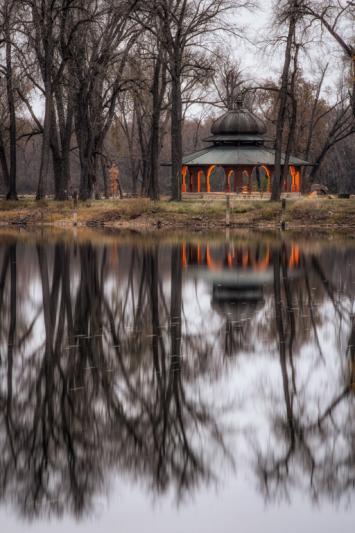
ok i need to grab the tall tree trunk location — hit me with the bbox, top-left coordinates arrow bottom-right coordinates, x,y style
0,130 -> 10,191
101,155 -> 109,199
135,103 -> 149,195
49,100 -> 64,199
121,104 -> 139,194
149,56 -> 163,200
74,87 -> 101,200
271,16 -> 296,202
75,94 -> 93,200
281,45 -> 299,189
37,86 -> 52,200
52,84 -> 74,200
52,152 -> 63,199
5,11 -> 17,200
170,64 -> 182,201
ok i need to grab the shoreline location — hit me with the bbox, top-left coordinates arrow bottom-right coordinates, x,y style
0,197 -> 355,232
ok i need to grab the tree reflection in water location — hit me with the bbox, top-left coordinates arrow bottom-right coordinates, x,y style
0,234 -> 355,520
0,237 -> 230,519
255,244 -> 355,505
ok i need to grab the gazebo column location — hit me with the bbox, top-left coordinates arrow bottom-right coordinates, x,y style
289,166 -> 295,192
295,168 -> 301,192
181,165 -> 188,193
290,166 -> 301,192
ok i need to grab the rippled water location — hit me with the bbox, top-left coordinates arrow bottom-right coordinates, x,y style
0,229 -> 355,532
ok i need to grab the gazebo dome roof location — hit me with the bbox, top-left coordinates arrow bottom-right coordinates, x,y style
211,106 -> 267,137
179,96 -> 311,177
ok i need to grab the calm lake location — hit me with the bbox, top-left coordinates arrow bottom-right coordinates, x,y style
0,229 -> 355,532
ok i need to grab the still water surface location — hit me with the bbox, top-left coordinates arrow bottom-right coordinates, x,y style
0,230 -> 355,532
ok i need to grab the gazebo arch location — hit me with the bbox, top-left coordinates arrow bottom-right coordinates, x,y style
260,165 -> 271,192
206,165 -> 215,193
225,169 -> 234,192
242,169 -> 251,193
250,165 -> 271,193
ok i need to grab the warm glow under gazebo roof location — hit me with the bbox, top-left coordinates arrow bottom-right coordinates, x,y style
181,100 -> 311,194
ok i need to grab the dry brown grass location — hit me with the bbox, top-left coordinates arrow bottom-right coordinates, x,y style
0,195 -> 354,230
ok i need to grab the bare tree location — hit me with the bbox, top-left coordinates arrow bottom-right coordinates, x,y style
23,0 -> 79,199
68,0 -> 139,200
0,0 -> 19,199
137,0 -> 252,201
271,0 -> 304,201
308,97 -> 355,187
117,34 -> 169,199
302,0 -> 355,117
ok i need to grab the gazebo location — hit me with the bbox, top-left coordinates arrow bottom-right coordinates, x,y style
181,100 -> 310,194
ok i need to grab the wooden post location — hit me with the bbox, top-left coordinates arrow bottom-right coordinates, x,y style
225,194 -> 231,227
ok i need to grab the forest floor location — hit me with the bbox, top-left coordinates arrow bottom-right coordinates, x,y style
0,196 -> 355,231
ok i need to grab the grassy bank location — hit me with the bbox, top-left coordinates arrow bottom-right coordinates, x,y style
0,196 -> 354,231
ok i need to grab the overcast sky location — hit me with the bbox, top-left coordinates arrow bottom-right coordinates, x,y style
230,0 -> 348,92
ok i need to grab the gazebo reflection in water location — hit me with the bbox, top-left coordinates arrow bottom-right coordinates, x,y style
182,242 -> 300,272
182,241 -> 301,340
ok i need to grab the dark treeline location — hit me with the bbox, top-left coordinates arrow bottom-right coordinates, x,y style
0,0 -> 354,201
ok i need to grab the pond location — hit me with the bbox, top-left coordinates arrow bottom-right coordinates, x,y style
0,229 -> 354,532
